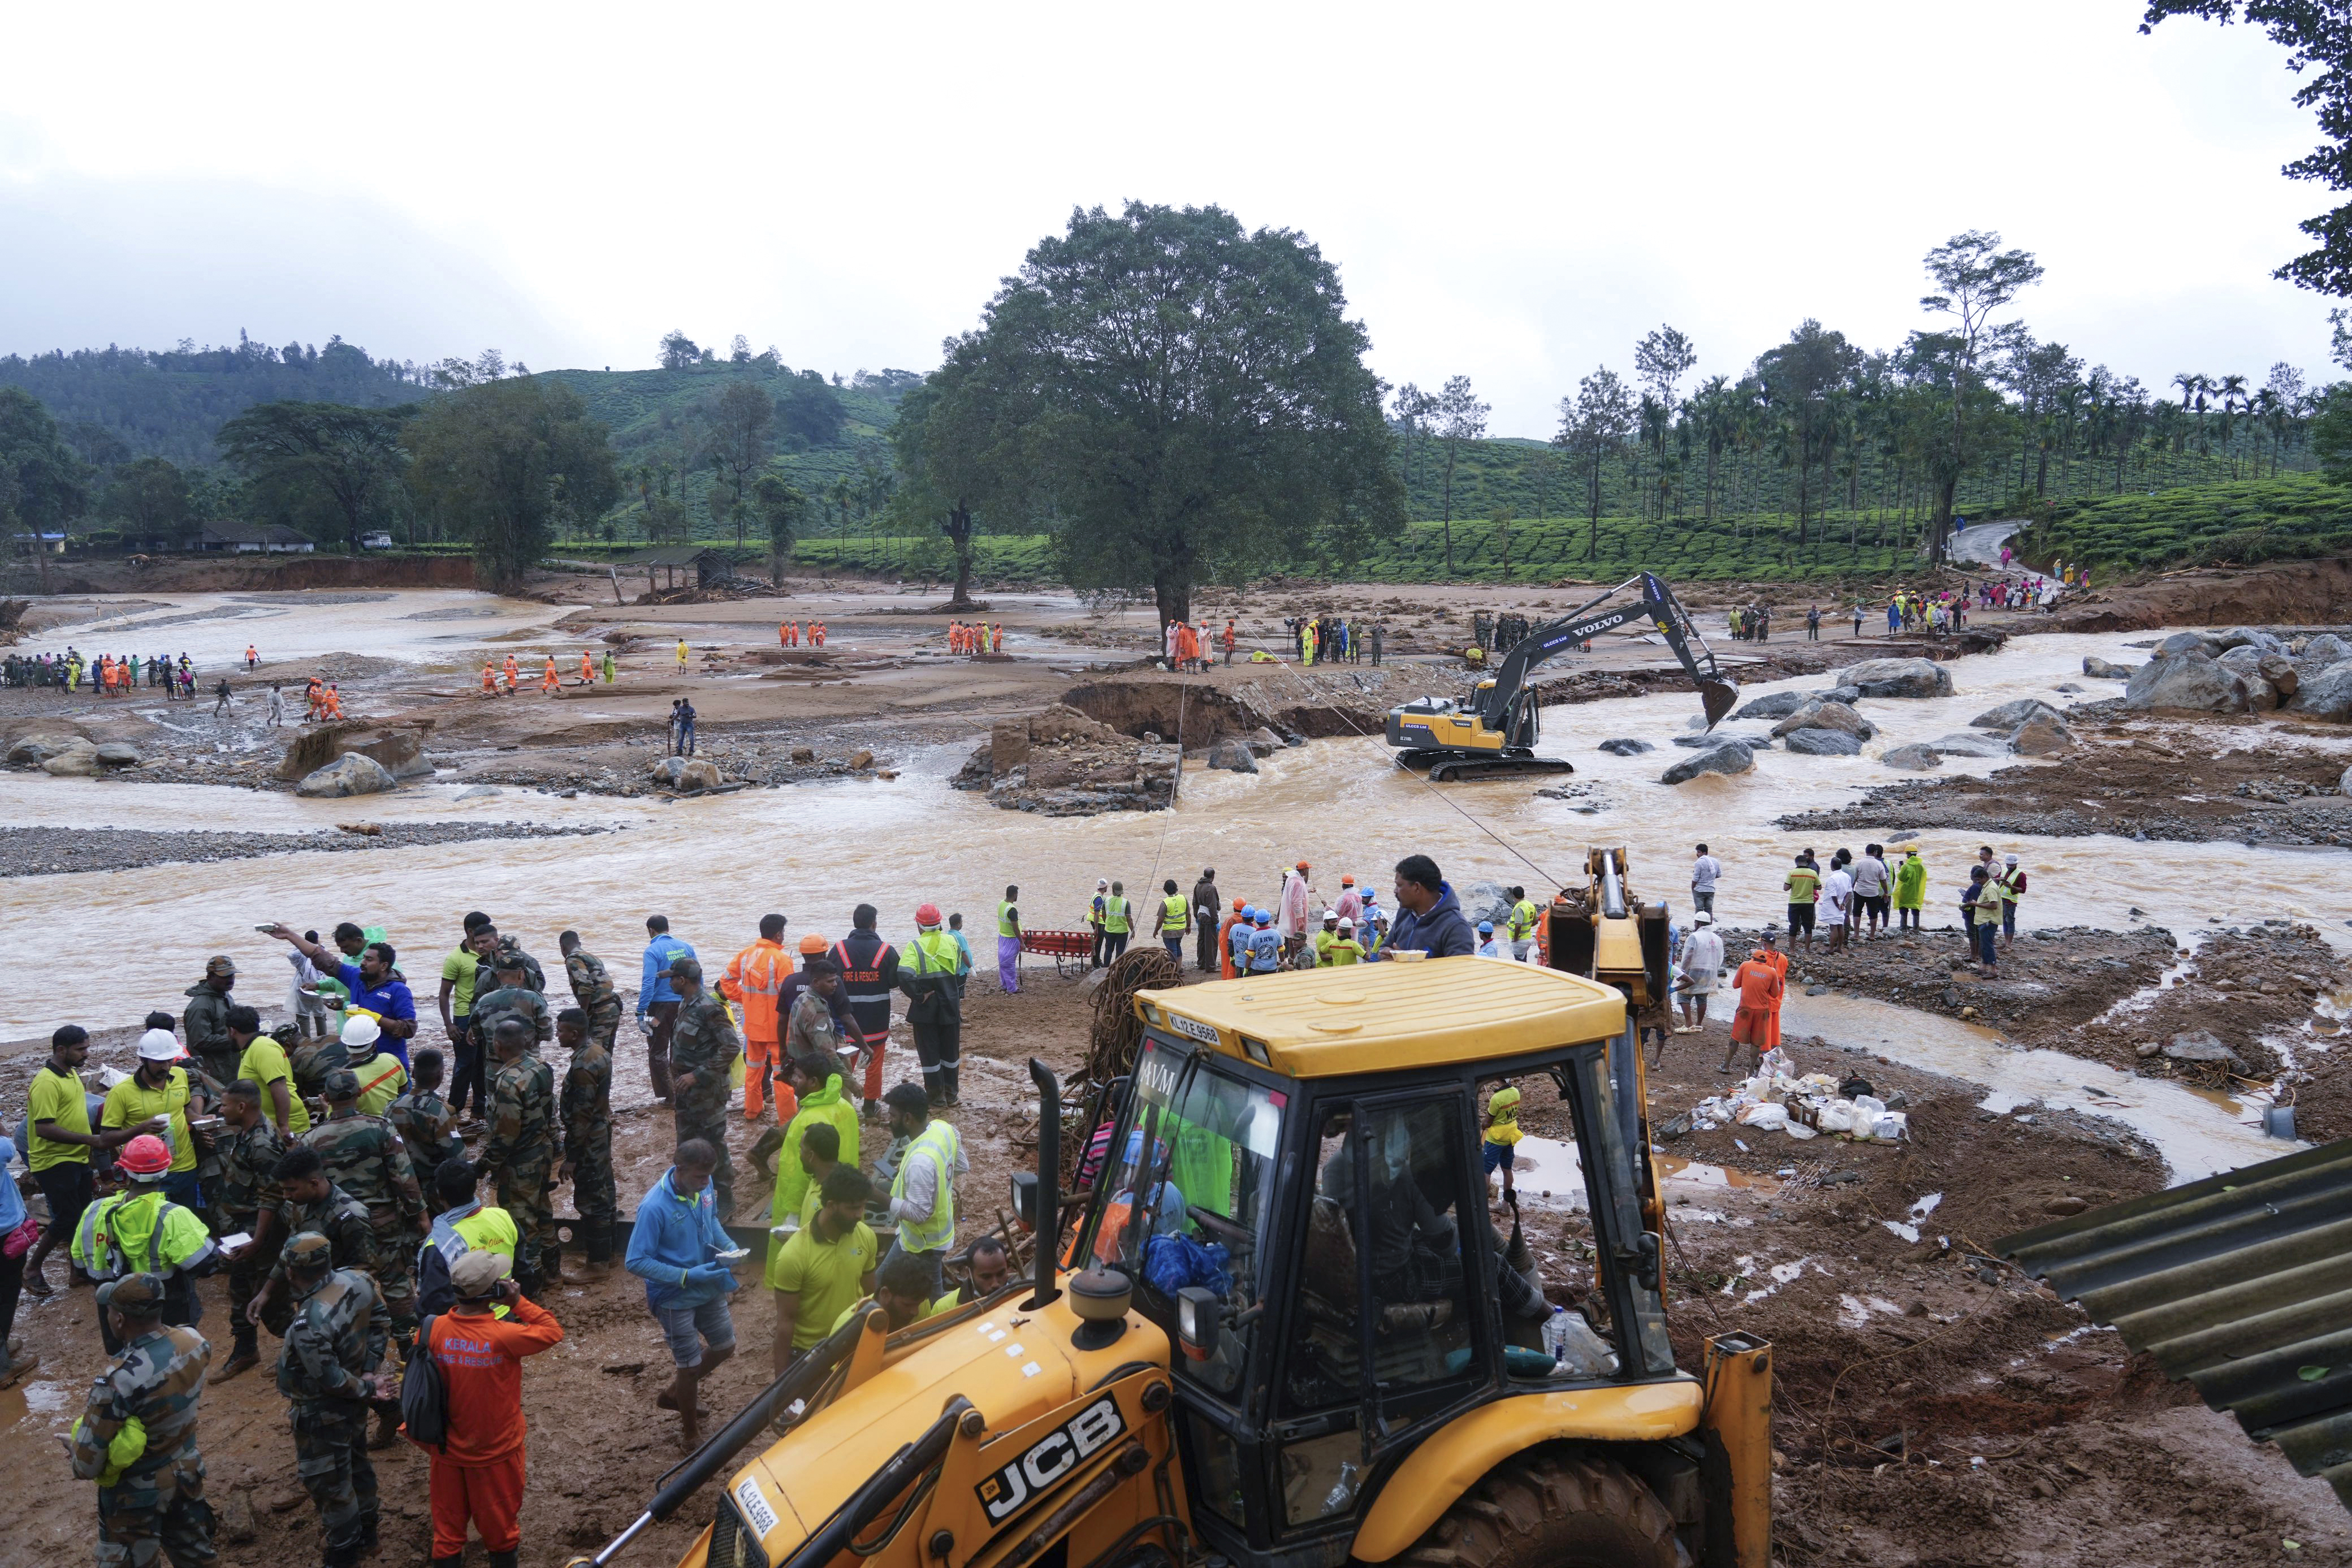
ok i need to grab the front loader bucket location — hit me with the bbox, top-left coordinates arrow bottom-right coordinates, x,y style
1698,678 -> 1739,730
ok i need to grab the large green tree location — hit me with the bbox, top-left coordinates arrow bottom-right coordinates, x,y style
702,378 -> 776,545
100,456 -> 194,544
905,201 -> 1403,625
2143,2 -> 2352,296
404,378 -> 620,591
888,379 -> 988,605
217,401 -> 412,552
1918,231 -> 2041,562
750,473 -> 810,587
0,387 -> 87,590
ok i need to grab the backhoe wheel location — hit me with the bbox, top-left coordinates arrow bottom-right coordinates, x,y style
1394,1451 -> 1686,1568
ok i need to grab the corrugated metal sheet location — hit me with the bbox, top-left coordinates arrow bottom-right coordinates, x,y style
1996,1138 -> 2352,1511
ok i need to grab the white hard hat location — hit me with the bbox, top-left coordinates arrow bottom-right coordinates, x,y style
1338,917 -> 1355,930
1693,911 -> 1714,926
136,1029 -> 180,1062
340,1013 -> 382,1047
1321,908 -> 1339,921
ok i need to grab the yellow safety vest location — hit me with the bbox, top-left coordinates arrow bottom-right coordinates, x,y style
1160,894 -> 1188,934
890,1120 -> 961,1254
1103,896 -> 1130,935
997,902 -> 1019,938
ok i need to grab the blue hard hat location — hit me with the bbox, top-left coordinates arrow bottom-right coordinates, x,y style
1478,920 -> 1495,934
1253,909 -> 1272,925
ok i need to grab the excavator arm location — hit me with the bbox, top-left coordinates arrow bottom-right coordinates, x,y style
1476,573 -> 1737,738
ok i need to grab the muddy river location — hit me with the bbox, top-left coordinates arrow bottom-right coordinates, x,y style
4,609 -> 2345,1054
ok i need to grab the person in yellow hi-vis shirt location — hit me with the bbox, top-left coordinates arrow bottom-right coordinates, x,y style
1482,1084 -> 1523,1200
675,638 -> 689,673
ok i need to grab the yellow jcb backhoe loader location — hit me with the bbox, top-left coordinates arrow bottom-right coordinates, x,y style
576,959 -> 1771,1568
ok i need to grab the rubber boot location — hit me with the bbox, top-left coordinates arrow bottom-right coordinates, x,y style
862,1098 -> 881,1124
490,1551 -> 518,1568
922,1071 -> 945,1108
942,1065 -> 961,1106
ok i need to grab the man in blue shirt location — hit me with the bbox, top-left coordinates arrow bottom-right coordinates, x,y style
1244,911 -> 1282,974
624,1138 -> 738,1452
266,925 -> 416,1066
1376,855 -> 1477,959
638,916 -> 695,1105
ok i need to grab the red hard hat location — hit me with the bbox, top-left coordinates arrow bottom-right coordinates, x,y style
915,903 -> 942,926
119,1134 -> 172,1177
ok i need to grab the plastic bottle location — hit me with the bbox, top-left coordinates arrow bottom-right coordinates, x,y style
1542,1306 -> 1570,1365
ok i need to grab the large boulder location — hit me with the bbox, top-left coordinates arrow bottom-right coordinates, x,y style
1969,698 -> 2061,730
2008,713 -> 2075,756
1674,730 -> 1770,748
276,721 -> 435,783
1597,738 -> 1654,756
649,756 -> 687,786
2083,656 -> 2139,679
295,753 -> 397,798
2288,660 -> 2352,722
2163,1029 -> 2246,1071
1781,727 -> 1863,756
1922,732 -> 2012,759
678,759 -> 725,791
1733,691 -> 1811,721
989,721 -> 1031,773
2124,651 -> 2251,713
41,745 -> 101,778
1660,741 -> 1755,784
93,742 -> 143,769
2157,630 -> 2222,659
1770,699 -> 1874,740
2215,626 -> 2286,655
1463,881 -> 1517,927
2299,633 -> 2352,666
1880,743 -> 1943,770
1830,657 -> 1952,699
1204,738 -> 1258,774
1809,685 -> 1865,705
7,734 -> 81,766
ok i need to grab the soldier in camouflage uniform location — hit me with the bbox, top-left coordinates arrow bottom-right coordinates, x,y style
479,1017 -> 559,1298
71,1273 -> 217,1568
469,925 -> 546,1010
181,956 -> 240,1089
287,1024 -> 345,1106
302,1069 -> 428,1344
385,1046 -> 460,1209
560,929 -> 624,1051
274,1232 -> 388,1568
209,1081 -> 285,1380
666,956 -> 742,1220
555,1008 -> 616,1281
248,1146 -> 377,1338
470,945 -> 554,1056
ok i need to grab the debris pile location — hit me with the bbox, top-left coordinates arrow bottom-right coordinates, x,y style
1675,1051 -> 1909,1144
953,704 -> 1178,816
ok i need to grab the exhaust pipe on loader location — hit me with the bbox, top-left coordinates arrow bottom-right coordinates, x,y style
1022,1058 -> 1061,1311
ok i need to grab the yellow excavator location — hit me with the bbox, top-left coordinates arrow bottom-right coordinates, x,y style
576,960 -> 1772,1568
1385,574 -> 1738,781
1541,847 -> 1674,1013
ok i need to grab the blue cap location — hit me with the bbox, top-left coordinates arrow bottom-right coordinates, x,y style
1478,920 -> 1495,934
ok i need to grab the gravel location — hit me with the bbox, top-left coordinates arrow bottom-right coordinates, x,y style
0,821 -> 617,877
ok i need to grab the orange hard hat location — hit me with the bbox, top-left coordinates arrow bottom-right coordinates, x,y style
1295,860 -> 1310,871
798,934 -> 828,955
1232,897 -> 1246,911
1340,874 -> 1355,886
119,1134 -> 172,1177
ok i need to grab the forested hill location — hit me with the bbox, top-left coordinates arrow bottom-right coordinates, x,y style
0,337 -> 431,468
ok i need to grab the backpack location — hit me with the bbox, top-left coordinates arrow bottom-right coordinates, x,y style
401,1315 -> 449,1452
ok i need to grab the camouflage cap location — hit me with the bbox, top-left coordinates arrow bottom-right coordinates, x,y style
494,939 -> 528,969
282,1231 -> 335,1270
271,1023 -> 302,1047
205,955 -> 236,977
668,955 -> 703,982
96,1273 -> 168,1312
322,1068 -> 361,1100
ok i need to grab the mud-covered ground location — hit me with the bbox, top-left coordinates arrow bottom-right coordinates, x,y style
1782,710 -> 2352,847
0,821 -> 615,877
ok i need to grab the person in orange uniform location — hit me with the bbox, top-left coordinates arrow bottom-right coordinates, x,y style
1720,935 -> 1785,1078
319,683 -> 343,720
481,662 -> 498,697
718,914 -> 795,1124
1752,928 -> 1789,1050
578,652 -> 594,686
417,1249 -> 564,1568
1217,898 -> 1247,980
501,656 -> 518,694
812,623 -> 825,646
246,643 -> 259,671
779,622 -> 790,651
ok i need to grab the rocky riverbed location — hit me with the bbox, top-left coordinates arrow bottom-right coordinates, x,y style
0,820 -> 616,877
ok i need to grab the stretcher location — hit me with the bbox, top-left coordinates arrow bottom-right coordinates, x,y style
1021,927 -> 1095,977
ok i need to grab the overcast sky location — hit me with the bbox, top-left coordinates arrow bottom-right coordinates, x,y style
1,2 -> 2337,437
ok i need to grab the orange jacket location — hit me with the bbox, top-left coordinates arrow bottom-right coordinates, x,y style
719,937 -> 792,1043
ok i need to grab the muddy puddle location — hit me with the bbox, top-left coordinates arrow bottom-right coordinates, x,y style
1779,990 -> 2286,1181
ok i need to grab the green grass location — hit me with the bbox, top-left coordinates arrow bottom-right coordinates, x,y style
2022,473 -> 2352,573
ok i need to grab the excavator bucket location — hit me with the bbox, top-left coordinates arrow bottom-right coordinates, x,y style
1698,677 -> 1739,730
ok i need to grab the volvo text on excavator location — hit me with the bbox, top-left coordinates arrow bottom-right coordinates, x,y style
573,959 -> 1774,1568
1384,573 -> 1738,782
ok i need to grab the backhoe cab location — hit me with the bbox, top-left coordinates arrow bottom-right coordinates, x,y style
636,961 -> 1770,1568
